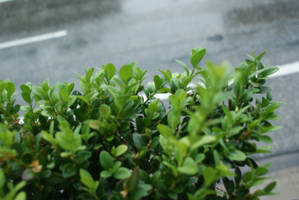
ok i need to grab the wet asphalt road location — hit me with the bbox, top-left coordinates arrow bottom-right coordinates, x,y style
0,0 -> 299,198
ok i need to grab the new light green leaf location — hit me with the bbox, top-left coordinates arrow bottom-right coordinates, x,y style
100,170 -> 112,178
80,169 -> 97,190
191,135 -> 216,150
190,47 -> 206,68
157,124 -> 173,137
227,149 -> 246,161
167,109 -> 180,129
15,192 -> 26,200
114,167 -> 131,179
42,131 -> 56,145
114,144 -> 128,157
0,124 -> 15,148
56,121 -> 84,153
203,167 -> 217,186
178,157 -> 198,175
119,64 -> 133,83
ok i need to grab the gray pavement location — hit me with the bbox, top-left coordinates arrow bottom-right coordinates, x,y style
0,0 -> 299,198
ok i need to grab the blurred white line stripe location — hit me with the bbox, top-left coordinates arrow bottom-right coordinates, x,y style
0,0 -> 14,3
270,62 -> 299,78
0,30 -> 68,50
146,62 -> 299,101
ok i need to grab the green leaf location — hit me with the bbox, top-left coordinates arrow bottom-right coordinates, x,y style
227,149 -> 246,161
264,181 -> 276,193
76,151 -> 92,164
0,124 -> 15,147
203,167 -> 217,187
99,104 -> 111,118
119,64 -> 133,83
113,144 -> 128,157
100,151 -> 114,170
88,120 -> 100,130
191,135 -> 216,150
178,157 -> 198,175
112,161 -> 122,172
20,84 -> 32,104
127,167 -> 139,192
15,192 -> 26,200
0,169 -> 5,188
176,60 -> 190,75
259,135 -> 273,143
100,170 -> 112,178
41,170 -> 52,178
252,178 -> 265,187
80,169 -> 97,190
223,178 -> 234,196
157,124 -> 173,137
60,163 -> 77,178
58,84 -> 69,103
5,81 -> 15,99
227,126 -> 243,138
104,63 -> 116,82
242,171 -> 253,183
258,67 -> 279,78
167,109 -> 180,129
190,47 -> 206,68
256,167 -> 268,176
256,51 -> 266,60
132,133 -> 147,150
153,75 -> 163,90
114,167 -> 131,179
56,121 -> 84,153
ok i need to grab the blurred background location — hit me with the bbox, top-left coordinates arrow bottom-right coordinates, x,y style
0,0 -> 298,199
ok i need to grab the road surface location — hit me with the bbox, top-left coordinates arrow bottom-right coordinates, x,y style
0,0 -> 298,199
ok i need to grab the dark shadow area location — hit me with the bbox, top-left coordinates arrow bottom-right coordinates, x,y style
0,0 -> 121,35
224,0 -> 299,27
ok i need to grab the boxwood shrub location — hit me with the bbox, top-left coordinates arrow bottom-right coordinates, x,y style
0,48 -> 281,200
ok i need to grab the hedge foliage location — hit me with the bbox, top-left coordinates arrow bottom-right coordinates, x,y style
0,48 -> 281,200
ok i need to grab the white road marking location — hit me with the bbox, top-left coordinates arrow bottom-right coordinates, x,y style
0,30 -> 68,50
270,62 -> 299,78
146,62 -> 299,101
0,0 -> 14,3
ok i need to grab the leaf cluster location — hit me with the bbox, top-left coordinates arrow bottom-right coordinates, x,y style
0,48 -> 281,200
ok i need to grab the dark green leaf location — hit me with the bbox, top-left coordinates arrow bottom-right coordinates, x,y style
60,163 -> 77,178
100,151 -> 114,170
20,84 -> 32,104
264,181 -> 276,193
132,133 -> 147,150
154,75 -> 163,90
